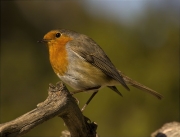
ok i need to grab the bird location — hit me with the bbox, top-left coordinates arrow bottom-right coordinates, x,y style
38,29 -> 163,111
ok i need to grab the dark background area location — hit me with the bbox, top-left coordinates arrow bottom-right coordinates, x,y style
0,1 -> 179,136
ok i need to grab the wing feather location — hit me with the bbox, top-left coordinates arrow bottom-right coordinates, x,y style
69,36 -> 129,91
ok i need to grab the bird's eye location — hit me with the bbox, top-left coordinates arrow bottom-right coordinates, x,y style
55,33 -> 61,38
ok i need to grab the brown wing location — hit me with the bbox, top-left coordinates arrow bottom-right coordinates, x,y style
69,35 -> 130,91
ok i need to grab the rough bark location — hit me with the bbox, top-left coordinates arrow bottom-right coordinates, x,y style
0,82 -> 98,137
0,81 -> 178,137
151,121 -> 180,137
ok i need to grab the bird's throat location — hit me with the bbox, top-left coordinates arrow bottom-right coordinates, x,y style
48,37 -> 71,76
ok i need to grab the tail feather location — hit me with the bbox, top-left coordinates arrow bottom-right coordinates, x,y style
108,86 -> 123,97
119,71 -> 163,100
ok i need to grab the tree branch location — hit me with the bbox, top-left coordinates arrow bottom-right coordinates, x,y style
151,121 -> 180,137
0,82 -> 98,137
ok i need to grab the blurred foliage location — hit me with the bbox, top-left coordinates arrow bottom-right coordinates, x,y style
0,1 -> 179,137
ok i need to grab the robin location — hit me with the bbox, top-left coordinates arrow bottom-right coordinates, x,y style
38,29 -> 163,111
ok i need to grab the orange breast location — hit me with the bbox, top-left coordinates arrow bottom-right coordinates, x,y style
49,35 -> 72,76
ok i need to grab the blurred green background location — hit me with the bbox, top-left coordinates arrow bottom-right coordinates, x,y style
0,1 -> 179,137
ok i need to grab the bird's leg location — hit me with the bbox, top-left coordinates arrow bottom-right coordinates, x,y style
70,86 -> 100,111
81,91 -> 98,111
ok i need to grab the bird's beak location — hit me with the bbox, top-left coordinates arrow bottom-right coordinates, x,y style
37,39 -> 49,43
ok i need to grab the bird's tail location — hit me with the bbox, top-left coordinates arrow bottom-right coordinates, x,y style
119,71 -> 163,100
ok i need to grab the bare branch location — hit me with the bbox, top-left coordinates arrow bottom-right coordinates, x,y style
151,121 -> 180,137
0,82 -> 98,137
